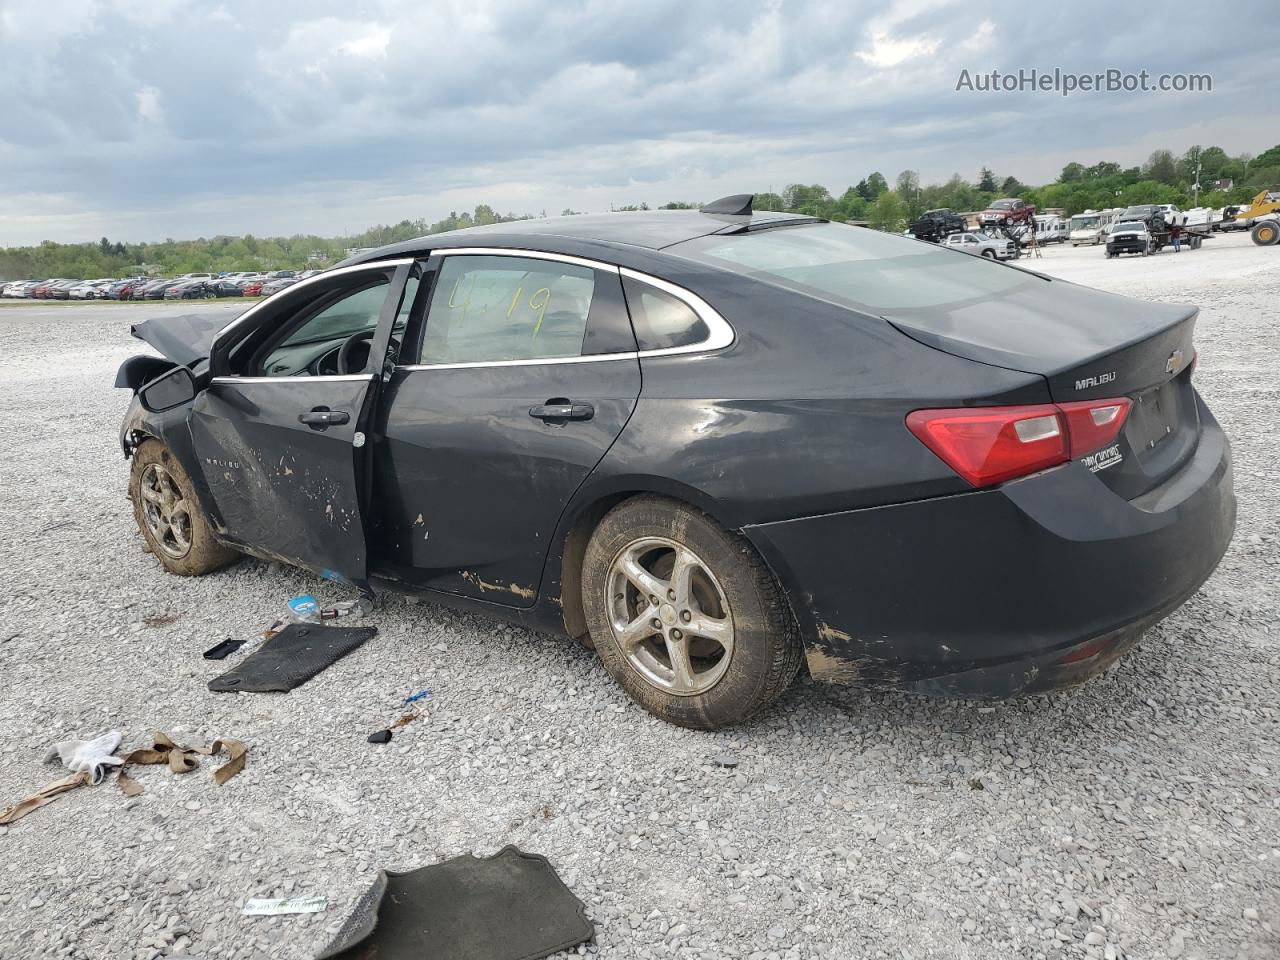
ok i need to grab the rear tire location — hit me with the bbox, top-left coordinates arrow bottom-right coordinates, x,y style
581,496 -> 802,730
129,440 -> 238,576
981,249 -> 996,259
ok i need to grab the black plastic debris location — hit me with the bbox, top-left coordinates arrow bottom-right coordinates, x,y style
202,637 -> 246,661
207,624 -> 377,693
367,730 -> 392,744
317,847 -> 593,960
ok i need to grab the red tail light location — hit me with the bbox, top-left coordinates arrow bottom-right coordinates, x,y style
907,398 -> 1132,488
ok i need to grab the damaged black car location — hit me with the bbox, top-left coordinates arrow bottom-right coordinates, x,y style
116,196 -> 1236,729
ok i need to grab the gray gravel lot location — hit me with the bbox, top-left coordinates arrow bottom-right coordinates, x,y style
0,234 -> 1277,960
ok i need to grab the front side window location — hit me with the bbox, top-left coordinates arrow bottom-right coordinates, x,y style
260,280 -> 389,376
419,255 -> 595,364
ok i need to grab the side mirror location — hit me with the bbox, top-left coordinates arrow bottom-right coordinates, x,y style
139,366 -> 196,412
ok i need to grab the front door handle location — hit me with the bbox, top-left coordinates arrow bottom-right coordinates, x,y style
530,400 -> 594,422
298,407 -> 350,429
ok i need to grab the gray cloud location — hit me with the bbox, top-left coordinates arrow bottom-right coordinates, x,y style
1,0 -> 1276,243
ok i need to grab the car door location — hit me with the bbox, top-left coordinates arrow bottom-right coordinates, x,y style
370,249 -> 642,606
188,260 -> 413,586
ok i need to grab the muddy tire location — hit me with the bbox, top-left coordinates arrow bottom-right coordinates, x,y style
129,439 -> 238,576
581,495 -> 802,730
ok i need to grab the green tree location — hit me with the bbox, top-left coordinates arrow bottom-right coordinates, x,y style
1059,162 -> 1086,183
1143,150 -> 1178,185
977,167 -> 997,192
865,172 -> 888,199
1000,176 -> 1024,196
867,191 -> 907,232
752,193 -> 785,212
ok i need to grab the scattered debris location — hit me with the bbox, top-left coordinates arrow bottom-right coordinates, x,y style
242,896 -> 327,916
317,847 -> 593,960
390,713 -> 416,730
320,594 -> 374,621
0,772 -> 90,826
142,612 -> 180,628
367,729 -> 393,744
287,594 -> 320,622
208,624 -> 378,693
402,688 -> 432,705
202,637 -> 246,661
117,732 -> 247,797
44,730 -> 123,784
711,754 -> 739,769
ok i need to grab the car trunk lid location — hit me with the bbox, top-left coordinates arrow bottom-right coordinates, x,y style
886,278 -> 1200,497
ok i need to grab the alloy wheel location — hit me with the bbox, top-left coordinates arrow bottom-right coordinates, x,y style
138,462 -> 193,559
606,536 -> 735,696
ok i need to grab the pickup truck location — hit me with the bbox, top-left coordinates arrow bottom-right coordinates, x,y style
908,208 -> 967,242
942,231 -> 1017,260
978,198 -> 1036,226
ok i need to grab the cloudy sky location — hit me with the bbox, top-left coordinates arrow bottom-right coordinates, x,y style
1,0 -> 1277,245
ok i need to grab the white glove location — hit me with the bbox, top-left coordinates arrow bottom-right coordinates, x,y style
44,731 -> 124,785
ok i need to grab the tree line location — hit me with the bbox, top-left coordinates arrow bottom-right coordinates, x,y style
2,142 -> 1275,281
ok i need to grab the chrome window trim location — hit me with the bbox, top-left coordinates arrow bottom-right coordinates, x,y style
210,373 -> 375,385
428,247 -> 620,274
397,352 -> 639,372
397,248 -> 735,370
214,258 -> 416,339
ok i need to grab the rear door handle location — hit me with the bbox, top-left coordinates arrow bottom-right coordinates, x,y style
298,407 -> 350,429
529,401 -> 594,422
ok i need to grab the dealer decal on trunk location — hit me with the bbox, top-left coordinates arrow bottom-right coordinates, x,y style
1081,443 -> 1123,473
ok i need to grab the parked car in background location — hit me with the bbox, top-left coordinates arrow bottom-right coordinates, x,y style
49,280 -> 80,299
979,198 -> 1036,227
943,231 -> 1017,260
135,279 -> 173,300
31,279 -> 69,299
69,279 -> 116,299
1106,222 -> 1154,257
240,279 -> 267,297
259,276 -> 299,296
164,279 -> 216,300
208,277 -> 248,297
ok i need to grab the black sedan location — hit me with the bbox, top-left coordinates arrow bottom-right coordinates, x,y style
115,196 -> 1235,729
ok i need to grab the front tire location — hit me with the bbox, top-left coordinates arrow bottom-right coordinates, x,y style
581,496 -> 802,730
129,440 -> 238,576
1252,221 -> 1279,246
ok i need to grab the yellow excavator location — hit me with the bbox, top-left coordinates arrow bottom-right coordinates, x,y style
1235,191 -> 1280,246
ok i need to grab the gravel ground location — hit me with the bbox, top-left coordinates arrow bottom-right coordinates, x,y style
0,233 -> 1276,960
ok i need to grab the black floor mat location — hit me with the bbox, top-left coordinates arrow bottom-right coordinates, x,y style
207,624 -> 377,693
317,846 -> 593,960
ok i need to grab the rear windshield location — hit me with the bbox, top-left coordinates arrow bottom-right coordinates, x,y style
671,223 -> 1036,311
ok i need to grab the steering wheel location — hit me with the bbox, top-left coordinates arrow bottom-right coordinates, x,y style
336,330 -> 402,375
337,330 -> 376,375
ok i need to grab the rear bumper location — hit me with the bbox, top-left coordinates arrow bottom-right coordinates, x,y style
744,405 -> 1235,697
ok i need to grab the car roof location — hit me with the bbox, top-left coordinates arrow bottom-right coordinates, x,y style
338,208 -> 822,268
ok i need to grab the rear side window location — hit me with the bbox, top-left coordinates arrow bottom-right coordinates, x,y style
420,255 -> 595,364
671,222 -> 1034,312
621,276 -> 709,351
